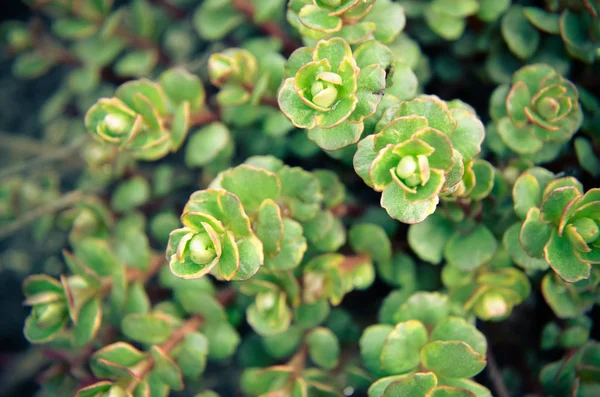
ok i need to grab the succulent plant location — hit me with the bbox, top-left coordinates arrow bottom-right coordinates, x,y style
278,37 -> 386,150
524,3 -> 600,64
444,266 -> 531,321
3,0 -> 600,396
354,96 -> 484,223
287,0 -> 376,37
86,69 -> 206,160
361,292 -> 491,395
490,63 -> 583,156
167,189 -> 264,280
22,275 -> 71,343
287,0 -> 405,45
514,170 -> 600,282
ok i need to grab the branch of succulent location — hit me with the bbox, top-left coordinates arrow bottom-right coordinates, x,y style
3,0 -> 600,396
0,135 -> 87,178
28,18 -> 82,67
486,348 -> 510,397
98,252 -> 164,295
0,190 -> 84,240
122,315 -> 205,393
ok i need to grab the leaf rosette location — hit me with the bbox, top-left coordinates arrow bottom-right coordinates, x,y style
444,266 -> 531,321
167,189 -> 264,281
490,63 -> 583,156
522,184 -> 599,283
278,38 -> 386,150
558,8 -> 600,64
208,48 -> 259,107
22,275 -> 70,344
354,96 -> 484,223
288,0 -> 376,37
86,69 -> 205,160
511,168 -> 599,282
288,0 -> 405,45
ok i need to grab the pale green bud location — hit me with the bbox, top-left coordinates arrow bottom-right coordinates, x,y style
311,81 -> 325,97
33,302 -> 66,328
189,233 -> 217,265
536,97 -> 560,120
103,113 -> 131,135
316,71 -> 342,85
404,175 -> 421,187
479,293 -> 508,319
312,84 -> 338,108
571,217 -> 599,244
396,156 -> 418,179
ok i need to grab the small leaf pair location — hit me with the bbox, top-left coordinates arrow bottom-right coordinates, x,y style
303,252 -> 374,305
208,45 -> 284,107
409,215 -> 498,271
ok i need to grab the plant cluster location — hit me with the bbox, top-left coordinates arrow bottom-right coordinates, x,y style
0,0 -> 599,397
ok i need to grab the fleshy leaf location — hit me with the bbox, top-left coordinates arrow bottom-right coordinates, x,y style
544,229 -> 590,283
307,327 -> 340,369
444,225 -> 497,271
421,341 -> 486,378
380,320 -> 428,374
381,184 -> 439,224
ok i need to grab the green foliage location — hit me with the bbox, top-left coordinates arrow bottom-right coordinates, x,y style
360,292 -> 489,394
354,96 -> 484,223
85,68 -> 205,160
278,37 -> 385,150
513,170 -> 599,282
2,0 -> 600,396
489,64 -> 583,158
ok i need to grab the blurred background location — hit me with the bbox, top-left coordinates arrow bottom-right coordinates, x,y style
1,3 -> 71,396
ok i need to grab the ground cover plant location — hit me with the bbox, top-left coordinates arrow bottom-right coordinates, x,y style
0,0 -> 599,396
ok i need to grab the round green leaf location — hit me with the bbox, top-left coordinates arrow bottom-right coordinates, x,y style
380,320 -> 428,374
501,6 -> 540,59
307,327 -> 340,369
185,123 -> 231,168
444,225 -> 498,271
421,341 -> 486,378
408,215 -> 454,264
121,314 -> 173,345
349,223 -> 392,264
383,372 -> 438,397
430,317 -> 487,356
